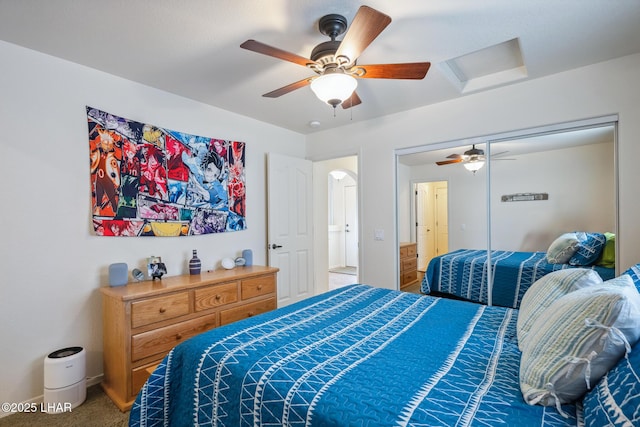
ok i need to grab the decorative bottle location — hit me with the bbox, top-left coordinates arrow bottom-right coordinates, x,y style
189,249 -> 201,275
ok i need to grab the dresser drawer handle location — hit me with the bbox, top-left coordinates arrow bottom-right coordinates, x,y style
247,312 -> 255,317
257,285 -> 263,290
159,307 -> 166,314
215,294 -> 222,300
175,333 -> 183,340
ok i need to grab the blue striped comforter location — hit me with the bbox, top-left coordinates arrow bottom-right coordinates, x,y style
129,285 -> 577,427
421,249 -> 615,308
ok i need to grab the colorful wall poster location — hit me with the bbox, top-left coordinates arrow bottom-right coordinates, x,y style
87,106 -> 246,236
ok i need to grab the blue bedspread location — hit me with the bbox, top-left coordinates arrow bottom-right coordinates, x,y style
129,284 -> 577,427
421,249 -> 615,308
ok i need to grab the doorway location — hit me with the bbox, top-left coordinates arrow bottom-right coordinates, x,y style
328,169 -> 358,288
312,156 -> 359,294
415,181 -> 448,272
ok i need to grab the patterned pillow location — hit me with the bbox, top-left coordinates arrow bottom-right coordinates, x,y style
596,232 -> 616,268
621,263 -> 640,293
546,232 -> 580,264
520,275 -> 640,407
582,340 -> 640,427
516,268 -> 602,350
569,232 -> 606,266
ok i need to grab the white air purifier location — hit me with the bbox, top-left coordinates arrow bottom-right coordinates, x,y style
43,346 -> 86,413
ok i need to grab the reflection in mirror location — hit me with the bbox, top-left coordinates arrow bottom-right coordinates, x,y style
398,142 -> 488,273
397,121 -> 617,306
489,125 -> 615,253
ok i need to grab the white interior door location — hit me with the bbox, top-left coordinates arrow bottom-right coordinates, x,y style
267,153 -> 313,307
416,183 -> 434,271
344,185 -> 358,268
435,185 -> 449,256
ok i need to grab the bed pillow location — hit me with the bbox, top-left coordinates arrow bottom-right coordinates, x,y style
569,232 -> 606,266
520,275 -> 640,408
596,232 -> 615,268
546,232 -> 580,264
582,340 -> 640,427
621,263 -> 640,293
516,268 -> 602,350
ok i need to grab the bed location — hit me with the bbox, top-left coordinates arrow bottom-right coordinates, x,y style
129,284 -> 582,427
421,249 -> 616,308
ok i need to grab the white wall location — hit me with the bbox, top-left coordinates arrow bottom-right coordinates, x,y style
0,41 -> 305,406
306,53 -> 640,290
403,141 -> 614,253
396,163 -> 411,243
490,142 -> 615,251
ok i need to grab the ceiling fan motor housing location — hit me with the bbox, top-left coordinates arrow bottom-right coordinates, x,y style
310,40 -> 342,65
311,14 -> 350,68
465,146 -> 484,157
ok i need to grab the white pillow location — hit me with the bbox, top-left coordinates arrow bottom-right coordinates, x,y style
520,275 -> 640,408
546,232 -> 580,264
517,268 -> 602,350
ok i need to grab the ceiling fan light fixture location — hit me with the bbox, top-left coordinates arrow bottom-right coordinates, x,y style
310,73 -> 357,108
463,160 -> 485,173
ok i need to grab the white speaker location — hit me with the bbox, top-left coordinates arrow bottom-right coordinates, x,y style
44,347 -> 86,413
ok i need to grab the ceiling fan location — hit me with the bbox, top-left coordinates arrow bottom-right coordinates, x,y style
240,5 -> 431,109
436,145 -> 512,173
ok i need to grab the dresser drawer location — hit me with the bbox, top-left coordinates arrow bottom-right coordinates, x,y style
131,292 -> 190,329
402,257 -> 417,272
402,270 -> 417,285
131,362 -> 159,396
194,282 -> 238,312
406,244 -> 417,257
131,313 -> 217,362
241,275 -> 276,300
399,246 -> 408,258
220,297 -> 276,326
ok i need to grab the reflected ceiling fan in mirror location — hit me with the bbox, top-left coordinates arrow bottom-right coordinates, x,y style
436,145 -> 513,173
240,6 -> 431,111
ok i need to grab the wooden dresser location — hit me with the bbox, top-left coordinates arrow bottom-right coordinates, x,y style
99,265 -> 278,411
400,242 -> 418,289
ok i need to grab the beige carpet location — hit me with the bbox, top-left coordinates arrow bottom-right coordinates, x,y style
0,385 -> 128,427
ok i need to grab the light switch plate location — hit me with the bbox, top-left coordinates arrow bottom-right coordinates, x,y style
374,229 -> 385,241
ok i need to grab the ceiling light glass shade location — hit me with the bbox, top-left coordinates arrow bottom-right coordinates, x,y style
310,74 -> 357,107
463,160 -> 485,172
330,170 -> 347,180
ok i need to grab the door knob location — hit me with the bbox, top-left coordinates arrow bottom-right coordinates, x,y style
270,244 -> 283,249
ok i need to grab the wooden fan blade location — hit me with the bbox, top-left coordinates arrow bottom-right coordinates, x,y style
446,153 -> 463,159
355,62 -> 431,79
240,39 -> 312,67
342,91 -> 362,109
436,159 -> 464,166
263,77 -> 314,98
335,6 -> 391,64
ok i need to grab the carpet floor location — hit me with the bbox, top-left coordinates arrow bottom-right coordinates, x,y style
0,385 -> 128,427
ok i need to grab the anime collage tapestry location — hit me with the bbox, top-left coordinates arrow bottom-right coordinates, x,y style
87,106 -> 246,236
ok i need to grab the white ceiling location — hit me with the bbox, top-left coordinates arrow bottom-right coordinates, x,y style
1,1 -> 639,135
